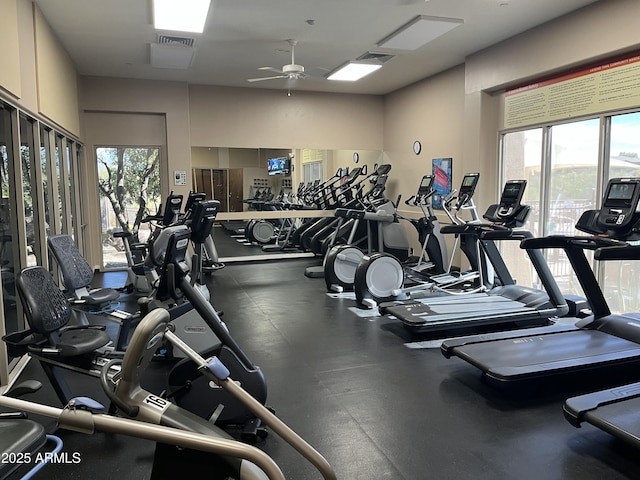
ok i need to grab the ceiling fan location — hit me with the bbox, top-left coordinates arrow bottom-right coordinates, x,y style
248,39 -> 309,83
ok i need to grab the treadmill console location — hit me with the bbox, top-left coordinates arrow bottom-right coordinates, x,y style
456,172 -> 480,207
497,180 -> 527,218
576,177 -> 640,237
483,179 -> 530,227
597,178 -> 640,230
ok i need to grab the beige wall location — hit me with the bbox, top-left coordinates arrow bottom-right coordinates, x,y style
0,0 -> 21,99
188,84 -> 385,150
379,0 -> 640,256
0,0 -> 79,136
466,0 -> 640,95
79,76 -> 191,197
15,0 -> 37,111
383,65 -> 466,205
33,4 -> 80,136
382,65 -> 467,255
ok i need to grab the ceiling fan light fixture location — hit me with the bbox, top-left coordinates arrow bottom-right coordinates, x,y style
327,62 -> 382,82
153,0 -> 211,34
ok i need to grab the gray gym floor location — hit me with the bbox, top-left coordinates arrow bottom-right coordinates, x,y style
9,255 -> 640,479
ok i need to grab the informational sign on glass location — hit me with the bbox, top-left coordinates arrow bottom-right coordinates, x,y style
505,54 -> 640,129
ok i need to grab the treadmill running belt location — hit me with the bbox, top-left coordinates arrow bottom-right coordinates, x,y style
453,330 -> 640,382
578,396 -> 640,445
386,295 -> 535,325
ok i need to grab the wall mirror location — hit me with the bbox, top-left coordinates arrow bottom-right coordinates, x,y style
191,147 -> 383,261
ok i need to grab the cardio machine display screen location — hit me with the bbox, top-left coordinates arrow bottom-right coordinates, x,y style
606,182 -> 636,202
501,182 -> 525,203
459,174 -> 479,195
462,175 -> 476,187
417,175 -> 434,196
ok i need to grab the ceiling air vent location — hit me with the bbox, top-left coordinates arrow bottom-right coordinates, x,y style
357,52 -> 396,64
157,34 -> 196,48
151,35 -> 197,69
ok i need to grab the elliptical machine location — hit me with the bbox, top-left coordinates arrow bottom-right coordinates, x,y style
323,167 -> 411,293
352,174 -> 448,307
353,172 -> 488,308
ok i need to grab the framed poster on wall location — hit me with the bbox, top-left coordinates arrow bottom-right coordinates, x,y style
432,157 -> 452,210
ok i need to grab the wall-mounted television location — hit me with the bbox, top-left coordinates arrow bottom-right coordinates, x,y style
267,157 -> 291,175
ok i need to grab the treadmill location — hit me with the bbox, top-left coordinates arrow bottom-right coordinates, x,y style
442,177 -> 640,390
382,178 -> 570,335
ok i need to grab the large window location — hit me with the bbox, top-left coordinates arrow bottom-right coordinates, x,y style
96,147 -> 161,270
499,129 -> 542,289
601,112 -> 640,312
302,149 -> 325,185
19,114 -> 42,267
500,112 -> 640,312
0,104 -> 18,353
0,99 -> 85,386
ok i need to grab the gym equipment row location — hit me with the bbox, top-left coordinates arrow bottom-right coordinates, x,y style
1,194 -> 337,478
441,177 -> 640,452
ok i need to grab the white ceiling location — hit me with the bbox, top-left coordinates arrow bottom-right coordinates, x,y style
33,0 -> 600,96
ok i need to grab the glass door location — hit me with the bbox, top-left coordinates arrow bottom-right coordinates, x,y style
96,146 -> 161,270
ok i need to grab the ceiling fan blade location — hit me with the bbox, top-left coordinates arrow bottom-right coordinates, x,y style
258,66 -> 284,74
247,75 -> 288,83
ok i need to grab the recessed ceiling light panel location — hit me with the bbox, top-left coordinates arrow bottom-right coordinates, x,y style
153,0 -> 211,34
327,62 -> 382,82
378,15 -> 463,51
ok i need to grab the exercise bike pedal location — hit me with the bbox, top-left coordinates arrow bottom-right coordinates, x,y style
240,417 -> 269,443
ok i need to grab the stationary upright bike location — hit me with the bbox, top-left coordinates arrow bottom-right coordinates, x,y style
145,216 -> 270,442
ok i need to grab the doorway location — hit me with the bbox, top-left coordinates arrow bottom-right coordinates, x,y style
193,168 -> 244,212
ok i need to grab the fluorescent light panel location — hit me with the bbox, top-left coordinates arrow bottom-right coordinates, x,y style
378,15 -> 463,51
327,63 -> 382,82
153,0 -> 211,33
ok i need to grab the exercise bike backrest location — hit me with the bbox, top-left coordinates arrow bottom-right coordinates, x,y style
189,199 -> 220,245
161,192 -> 184,226
183,192 -> 207,219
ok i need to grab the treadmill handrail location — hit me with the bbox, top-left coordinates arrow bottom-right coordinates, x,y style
595,244 -> 640,261
521,234 -> 612,318
521,235 -> 624,251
